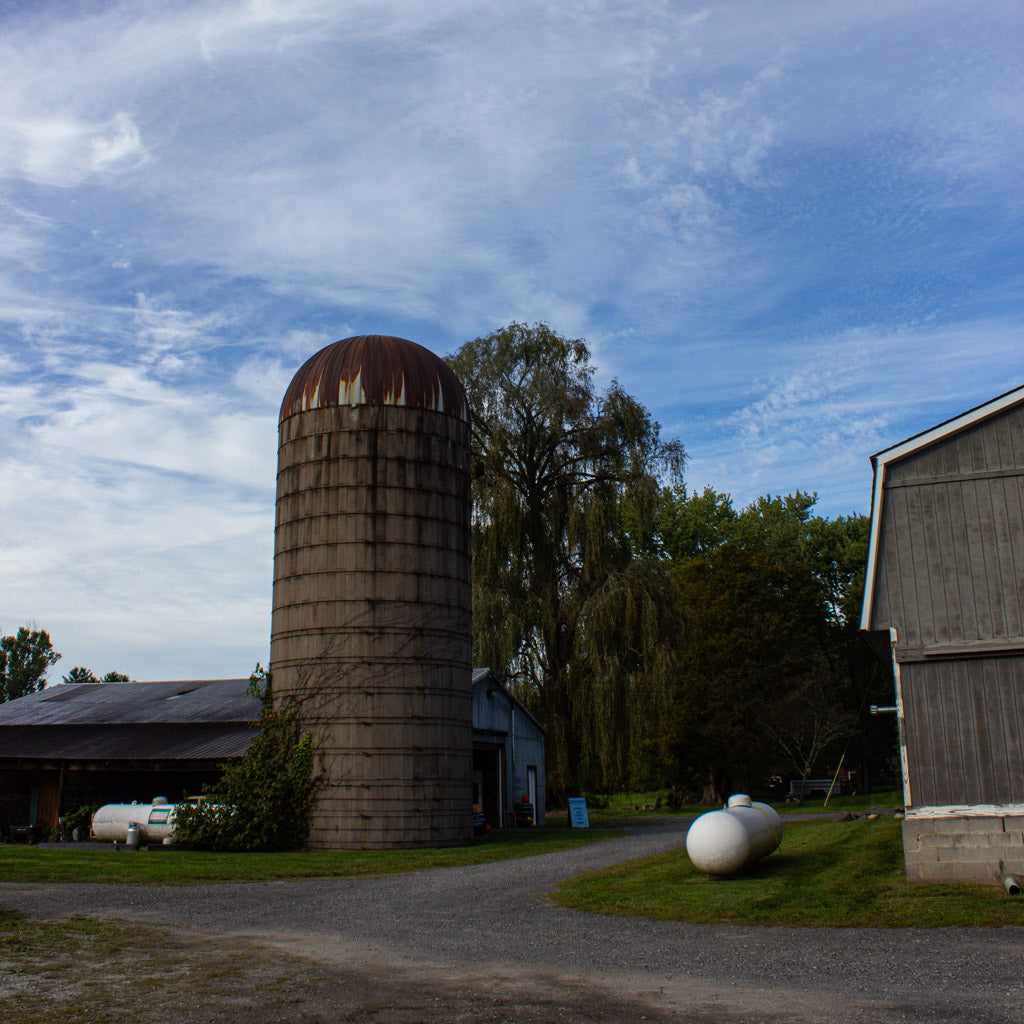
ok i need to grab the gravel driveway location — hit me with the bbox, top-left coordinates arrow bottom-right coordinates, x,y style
3,819 -> 1023,1023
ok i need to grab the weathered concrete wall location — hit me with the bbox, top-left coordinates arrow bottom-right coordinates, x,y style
902,814 -> 1024,884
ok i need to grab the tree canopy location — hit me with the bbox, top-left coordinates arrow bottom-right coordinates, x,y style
0,627 -> 61,703
654,485 -> 890,801
447,322 -> 684,798
447,324 -> 892,803
61,667 -> 132,684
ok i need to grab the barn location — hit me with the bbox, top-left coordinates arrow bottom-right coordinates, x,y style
860,385 -> 1024,885
0,678 -> 256,841
0,671 -> 545,839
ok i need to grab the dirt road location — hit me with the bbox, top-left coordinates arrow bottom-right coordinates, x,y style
3,820 -> 1022,1022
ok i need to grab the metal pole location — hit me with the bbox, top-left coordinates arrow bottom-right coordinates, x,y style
824,753 -> 846,808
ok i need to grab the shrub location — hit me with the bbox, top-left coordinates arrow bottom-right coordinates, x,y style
49,804 -> 97,842
173,666 -> 318,852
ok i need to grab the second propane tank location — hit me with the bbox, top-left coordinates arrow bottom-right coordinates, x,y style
685,794 -> 784,876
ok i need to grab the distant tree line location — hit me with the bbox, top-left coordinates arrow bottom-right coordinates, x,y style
0,626 -> 130,702
448,323 -> 896,804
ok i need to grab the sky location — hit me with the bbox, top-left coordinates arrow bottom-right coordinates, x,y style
1,0 -> 1021,683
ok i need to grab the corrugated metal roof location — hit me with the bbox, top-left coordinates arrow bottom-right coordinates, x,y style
279,335 -> 467,422
0,679 -> 257,727
0,723 -> 257,761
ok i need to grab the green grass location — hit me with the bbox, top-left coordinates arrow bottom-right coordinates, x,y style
0,826 -> 615,885
776,789 -> 905,813
556,789 -> 906,821
554,817 -> 1024,928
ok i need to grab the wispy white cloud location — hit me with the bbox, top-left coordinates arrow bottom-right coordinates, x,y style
679,316 -> 1024,514
0,112 -> 147,187
0,0 -> 1020,677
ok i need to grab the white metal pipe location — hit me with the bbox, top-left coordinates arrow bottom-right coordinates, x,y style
1003,875 -> 1021,896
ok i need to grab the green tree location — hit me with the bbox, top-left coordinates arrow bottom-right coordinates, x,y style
62,666 -> 98,684
172,666 -> 317,852
447,323 -> 683,799
655,484 -> 737,561
656,489 -> 892,799
0,627 -> 61,702
663,542 -> 826,802
804,512 -> 896,793
62,667 -> 131,684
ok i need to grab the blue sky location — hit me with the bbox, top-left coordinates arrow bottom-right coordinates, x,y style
1,0 -> 1021,682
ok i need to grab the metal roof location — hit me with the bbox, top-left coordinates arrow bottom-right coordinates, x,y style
279,335 -> 467,422
0,679 -> 258,727
0,672 -> 527,762
0,723 -> 257,761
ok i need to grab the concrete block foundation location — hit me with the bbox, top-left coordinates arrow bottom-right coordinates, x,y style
902,816 -> 1024,885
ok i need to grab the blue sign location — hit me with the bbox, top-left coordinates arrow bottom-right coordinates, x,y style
568,797 -> 589,829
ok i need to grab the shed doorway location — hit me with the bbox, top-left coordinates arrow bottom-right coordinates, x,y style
472,745 -> 503,830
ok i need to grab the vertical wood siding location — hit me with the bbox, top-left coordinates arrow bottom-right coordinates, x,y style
901,656 -> 1024,805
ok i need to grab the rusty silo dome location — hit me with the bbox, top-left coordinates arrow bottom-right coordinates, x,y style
270,333 -> 472,849
279,335 -> 467,421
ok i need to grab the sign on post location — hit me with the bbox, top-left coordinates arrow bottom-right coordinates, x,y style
567,797 -> 589,829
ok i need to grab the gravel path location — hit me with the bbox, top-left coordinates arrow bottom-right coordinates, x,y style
4,819 -> 1023,1022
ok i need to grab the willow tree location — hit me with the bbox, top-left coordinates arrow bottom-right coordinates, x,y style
446,323 -> 683,798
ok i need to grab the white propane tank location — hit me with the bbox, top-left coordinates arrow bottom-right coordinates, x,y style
91,798 -> 178,844
685,794 -> 784,876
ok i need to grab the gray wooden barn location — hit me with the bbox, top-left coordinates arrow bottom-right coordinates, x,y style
471,669 -> 546,829
860,385 -> 1024,885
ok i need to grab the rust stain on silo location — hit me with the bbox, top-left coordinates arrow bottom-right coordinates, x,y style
280,335 -> 467,422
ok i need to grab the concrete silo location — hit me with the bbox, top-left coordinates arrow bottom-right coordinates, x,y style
270,335 -> 472,848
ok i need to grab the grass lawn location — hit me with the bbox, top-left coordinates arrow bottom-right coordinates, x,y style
554,816 -> 1024,928
551,789 -> 906,823
775,789 -> 905,813
0,825 -> 615,885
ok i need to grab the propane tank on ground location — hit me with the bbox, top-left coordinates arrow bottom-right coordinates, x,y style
685,794 -> 784,876
91,797 -> 177,845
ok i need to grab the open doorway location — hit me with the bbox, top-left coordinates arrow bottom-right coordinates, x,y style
472,745 -> 503,830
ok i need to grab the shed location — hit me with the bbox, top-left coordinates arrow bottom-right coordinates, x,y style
861,385 -> 1024,884
472,669 -> 546,828
0,679 -> 257,837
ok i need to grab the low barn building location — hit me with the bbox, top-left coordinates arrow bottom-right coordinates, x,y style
0,679 -> 256,840
861,385 -> 1024,885
471,669 -> 546,828
0,671 -> 545,838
